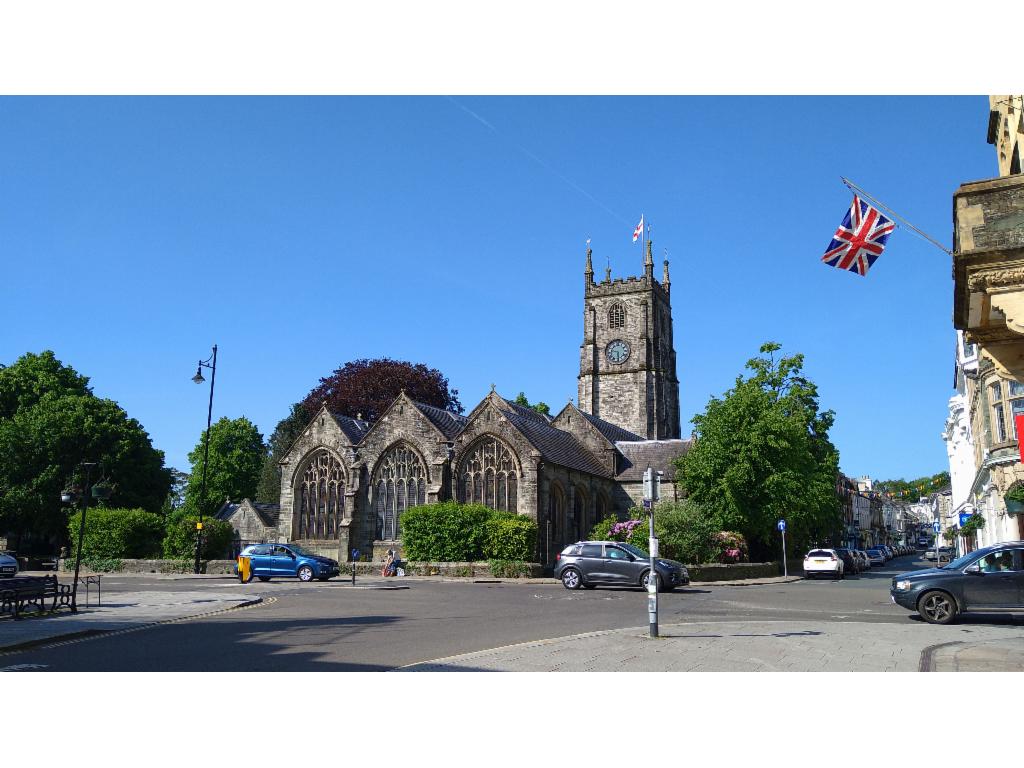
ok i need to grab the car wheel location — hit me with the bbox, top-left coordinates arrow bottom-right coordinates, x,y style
298,565 -> 315,582
561,568 -> 582,590
918,590 -> 958,625
642,570 -> 663,592
257,576 -> 271,582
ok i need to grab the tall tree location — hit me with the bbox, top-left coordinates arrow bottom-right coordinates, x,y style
675,342 -> 842,559
513,391 -> 551,417
183,416 -> 266,520
0,351 -> 172,549
302,358 -> 462,423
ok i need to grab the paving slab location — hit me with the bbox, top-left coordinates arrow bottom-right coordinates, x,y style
399,619 -> 1024,672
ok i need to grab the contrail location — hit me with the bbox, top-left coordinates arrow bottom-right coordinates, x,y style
446,97 -> 631,226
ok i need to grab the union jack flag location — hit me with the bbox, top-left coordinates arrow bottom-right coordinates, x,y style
821,195 -> 895,276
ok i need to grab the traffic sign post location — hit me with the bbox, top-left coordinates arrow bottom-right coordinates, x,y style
777,519 -> 787,577
643,467 -> 662,638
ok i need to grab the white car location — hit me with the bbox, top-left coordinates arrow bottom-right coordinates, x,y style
804,548 -> 844,580
0,551 -> 18,578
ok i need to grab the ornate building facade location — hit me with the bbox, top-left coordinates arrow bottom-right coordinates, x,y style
222,239 -> 690,564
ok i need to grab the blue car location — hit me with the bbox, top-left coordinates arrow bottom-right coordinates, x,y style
238,543 -> 339,582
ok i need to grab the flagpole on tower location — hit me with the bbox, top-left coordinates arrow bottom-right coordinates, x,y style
840,177 -> 952,256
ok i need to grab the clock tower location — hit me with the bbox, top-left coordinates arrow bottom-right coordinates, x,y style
578,239 -> 680,440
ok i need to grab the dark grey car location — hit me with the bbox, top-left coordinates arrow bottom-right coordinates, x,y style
890,541 -> 1024,624
554,540 -> 689,592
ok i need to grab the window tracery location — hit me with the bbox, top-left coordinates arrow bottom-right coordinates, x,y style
458,436 -> 520,512
372,444 -> 427,540
608,303 -> 625,329
297,450 -> 346,539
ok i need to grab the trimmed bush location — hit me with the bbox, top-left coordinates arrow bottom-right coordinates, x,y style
67,507 -> 164,559
401,503 -> 538,562
484,512 -> 537,561
400,502 -> 493,561
162,516 -> 235,560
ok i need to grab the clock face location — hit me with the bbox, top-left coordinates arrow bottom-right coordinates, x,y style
606,339 -> 630,364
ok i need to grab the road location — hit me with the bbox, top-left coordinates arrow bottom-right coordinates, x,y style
5,553 -> 1022,671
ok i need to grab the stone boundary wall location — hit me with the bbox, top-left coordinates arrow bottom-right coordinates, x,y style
685,561 -> 782,582
59,559 -> 237,574
54,558 -> 792,581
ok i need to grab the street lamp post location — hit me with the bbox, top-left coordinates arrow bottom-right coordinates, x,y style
62,462 -> 98,612
192,344 -> 218,575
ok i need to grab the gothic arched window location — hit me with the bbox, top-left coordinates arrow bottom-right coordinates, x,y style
372,444 -> 428,541
608,303 -> 625,329
297,450 -> 346,540
458,436 -> 520,513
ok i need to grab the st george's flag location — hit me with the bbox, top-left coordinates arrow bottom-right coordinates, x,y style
632,215 -> 644,243
821,195 -> 895,276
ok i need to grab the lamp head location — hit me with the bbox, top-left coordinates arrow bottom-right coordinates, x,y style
192,365 -> 205,385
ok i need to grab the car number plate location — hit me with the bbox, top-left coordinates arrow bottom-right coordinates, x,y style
813,559 -> 826,563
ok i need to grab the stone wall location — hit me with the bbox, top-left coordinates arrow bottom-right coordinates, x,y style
60,559 -> 238,574
686,562 -> 783,582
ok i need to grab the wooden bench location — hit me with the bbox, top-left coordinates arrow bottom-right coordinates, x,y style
0,575 -> 74,620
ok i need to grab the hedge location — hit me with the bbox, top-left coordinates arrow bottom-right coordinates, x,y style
67,508 -> 164,559
162,516 -> 235,560
400,503 -> 537,562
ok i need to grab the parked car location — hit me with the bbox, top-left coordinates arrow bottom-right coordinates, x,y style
554,541 -> 689,592
236,543 -> 340,582
924,546 -> 955,562
890,541 -> 1024,624
866,548 -> 887,566
0,551 -> 18,578
804,548 -> 844,580
835,548 -> 860,574
856,550 -> 871,569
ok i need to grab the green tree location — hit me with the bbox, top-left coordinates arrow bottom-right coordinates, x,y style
675,342 -> 842,560
183,416 -> 266,520
513,391 -> 551,417
0,351 -> 172,551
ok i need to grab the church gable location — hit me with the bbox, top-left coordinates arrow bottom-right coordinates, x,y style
282,404 -> 357,469
550,403 -> 621,476
356,392 -> 460,467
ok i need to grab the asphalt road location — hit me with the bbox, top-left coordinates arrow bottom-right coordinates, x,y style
8,553 -> 1022,671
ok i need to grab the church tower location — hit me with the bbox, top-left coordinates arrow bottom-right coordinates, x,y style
578,239 -> 680,439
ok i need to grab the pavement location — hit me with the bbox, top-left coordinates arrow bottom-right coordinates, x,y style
4,571 -> 1024,671
400,618 -> 1024,672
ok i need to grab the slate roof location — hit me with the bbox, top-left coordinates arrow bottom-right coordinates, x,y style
578,410 -> 643,444
329,412 -> 372,444
504,400 -> 554,425
614,439 -> 692,481
412,400 -> 468,439
215,499 -> 281,527
501,409 -> 609,477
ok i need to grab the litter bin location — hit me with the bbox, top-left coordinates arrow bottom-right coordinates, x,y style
237,555 -> 252,583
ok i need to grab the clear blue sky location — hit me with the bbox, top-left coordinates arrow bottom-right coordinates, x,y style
0,96 -> 995,482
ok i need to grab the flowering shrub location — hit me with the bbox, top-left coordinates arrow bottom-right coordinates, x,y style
590,516 -> 649,550
715,531 -> 748,563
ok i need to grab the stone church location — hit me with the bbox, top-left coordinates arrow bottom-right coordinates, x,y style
219,239 -> 690,565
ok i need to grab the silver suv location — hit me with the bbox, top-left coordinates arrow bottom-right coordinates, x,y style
554,540 -> 689,592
